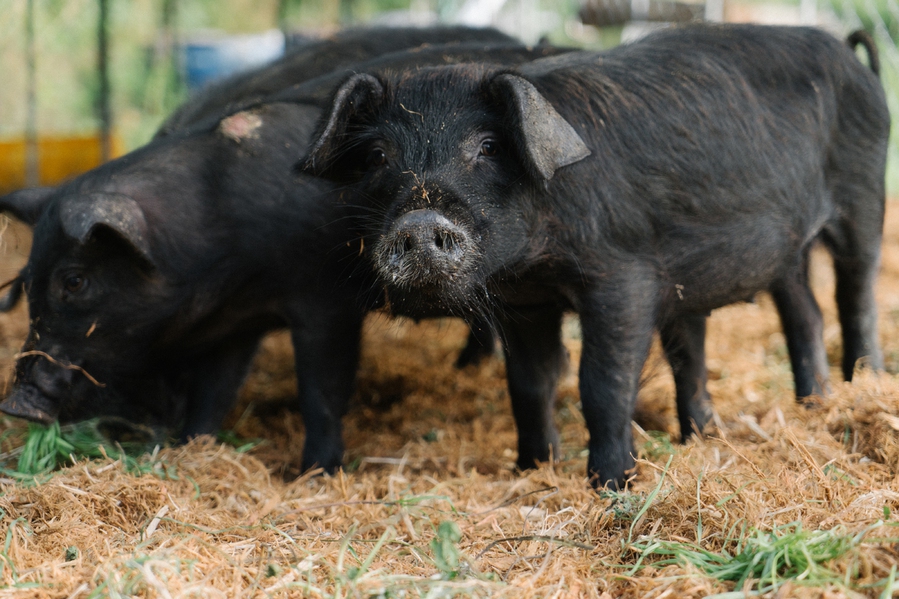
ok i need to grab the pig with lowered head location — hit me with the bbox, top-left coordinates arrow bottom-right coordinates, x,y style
0,35 -> 567,473
302,24 -> 889,487
0,101 -> 364,472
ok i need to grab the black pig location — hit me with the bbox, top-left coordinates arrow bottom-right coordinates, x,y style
0,38 -> 566,473
160,26 -> 519,368
0,103 -> 363,472
303,24 -> 889,487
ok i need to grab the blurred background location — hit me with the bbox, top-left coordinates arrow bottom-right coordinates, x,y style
1,0 -> 898,194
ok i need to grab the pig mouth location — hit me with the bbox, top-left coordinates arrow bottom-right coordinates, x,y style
382,282 -> 458,317
380,271 -> 490,320
0,383 -> 61,424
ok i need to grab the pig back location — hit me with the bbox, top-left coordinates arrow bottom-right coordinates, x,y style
513,25 -> 888,307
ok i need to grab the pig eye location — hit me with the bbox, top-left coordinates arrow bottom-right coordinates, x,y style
63,274 -> 86,294
368,147 -> 388,168
479,139 -> 500,157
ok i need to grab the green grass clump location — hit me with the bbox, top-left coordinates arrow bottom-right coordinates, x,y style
431,520 -> 463,579
10,417 -> 161,476
642,430 -> 676,460
601,489 -> 649,522
16,421 -> 76,475
627,520 -> 899,596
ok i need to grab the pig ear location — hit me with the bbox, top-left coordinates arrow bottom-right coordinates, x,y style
0,187 -> 56,226
60,193 -> 153,265
491,74 -> 591,182
301,73 -> 385,179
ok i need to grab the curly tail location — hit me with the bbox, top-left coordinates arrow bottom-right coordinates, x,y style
847,29 -> 880,77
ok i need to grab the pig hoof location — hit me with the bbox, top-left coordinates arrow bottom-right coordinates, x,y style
300,451 -> 343,476
799,395 -> 825,410
588,450 -> 636,490
680,404 -> 715,442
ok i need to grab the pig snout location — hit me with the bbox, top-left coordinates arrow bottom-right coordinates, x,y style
379,209 -> 471,285
0,351 -> 77,424
0,384 -> 60,424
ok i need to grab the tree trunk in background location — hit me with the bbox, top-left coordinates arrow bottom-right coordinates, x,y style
25,0 -> 39,187
340,0 -> 354,25
162,0 -> 181,93
278,0 -> 299,33
97,0 -> 111,163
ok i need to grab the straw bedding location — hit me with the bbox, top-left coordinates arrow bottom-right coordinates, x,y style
0,206 -> 899,597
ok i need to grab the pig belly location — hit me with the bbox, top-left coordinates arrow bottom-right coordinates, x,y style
659,218 -> 816,313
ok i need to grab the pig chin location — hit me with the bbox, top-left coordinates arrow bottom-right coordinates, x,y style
381,278 -> 477,318
373,243 -> 480,318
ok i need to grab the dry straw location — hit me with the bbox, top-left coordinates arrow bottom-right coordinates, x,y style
0,209 -> 898,597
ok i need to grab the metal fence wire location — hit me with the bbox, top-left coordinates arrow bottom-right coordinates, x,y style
2,0 -> 899,191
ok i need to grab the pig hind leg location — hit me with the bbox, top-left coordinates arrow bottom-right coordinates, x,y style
823,119 -> 887,379
822,211 -> 884,380
500,306 -> 566,470
769,247 -> 830,399
659,313 -> 713,441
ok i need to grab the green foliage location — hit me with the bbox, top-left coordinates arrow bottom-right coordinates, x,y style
217,429 -> 263,453
16,421 -> 76,475
626,520 -> 899,597
881,564 -> 898,599
430,520 -> 463,579
642,430 -> 675,460
826,0 -> 899,40
600,489 -> 648,522
4,417 -> 164,479
0,517 -> 31,588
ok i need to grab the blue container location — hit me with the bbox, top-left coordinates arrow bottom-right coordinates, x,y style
184,30 -> 285,90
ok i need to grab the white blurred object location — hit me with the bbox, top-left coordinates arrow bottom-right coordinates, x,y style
456,0 -> 510,26
620,21 -> 669,42
453,0 -> 560,43
370,0 -> 439,26
705,0 -> 723,21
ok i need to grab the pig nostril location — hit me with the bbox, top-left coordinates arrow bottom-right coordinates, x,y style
402,235 -> 414,253
434,229 -> 458,253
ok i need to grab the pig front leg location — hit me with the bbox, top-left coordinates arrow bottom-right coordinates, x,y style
579,277 -> 659,489
659,313 -> 713,441
179,333 -> 265,441
288,298 -> 364,474
500,306 -> 567,470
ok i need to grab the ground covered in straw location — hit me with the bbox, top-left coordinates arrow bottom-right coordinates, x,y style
1,206 -> 899,598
